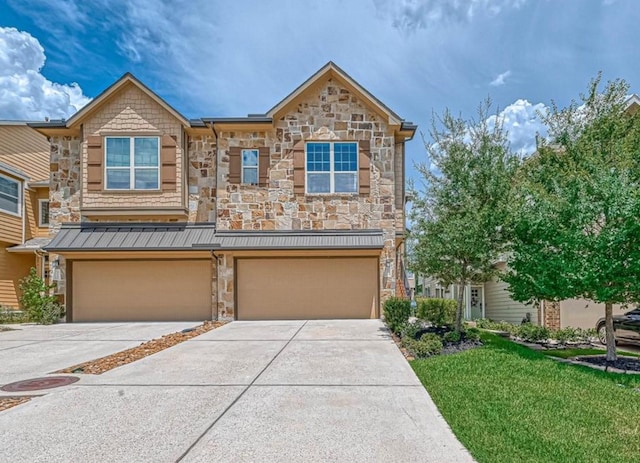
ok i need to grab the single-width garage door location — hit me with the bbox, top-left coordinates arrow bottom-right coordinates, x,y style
71,260 -> 211,322
236,257 -> 378,320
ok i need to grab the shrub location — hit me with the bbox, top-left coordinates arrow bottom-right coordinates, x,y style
417,298 -> 456,326
402,333 -> 443,358
0,307 -> 27,324
443,330 -> 461,343
514,323 -> 550,342
399,320 -> 423,339
19,267 -> 63,325
464,327 -> 481,342
383,297 -> 411,334
551,327 -> 596,344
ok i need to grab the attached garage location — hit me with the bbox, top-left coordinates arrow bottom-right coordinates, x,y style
70,260 -> 211,322
236,257 -> 379,320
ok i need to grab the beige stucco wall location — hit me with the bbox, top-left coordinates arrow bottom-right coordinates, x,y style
559,299 -> 627,329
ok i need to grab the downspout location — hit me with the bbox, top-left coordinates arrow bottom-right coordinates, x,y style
21,183 -> 26,244
211,122 -> 219,320
540,300 -> 545,327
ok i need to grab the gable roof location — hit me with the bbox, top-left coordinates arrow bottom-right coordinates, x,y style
65,73 -> 190,128
625,94 -> 640,114
265,62 -> 404,126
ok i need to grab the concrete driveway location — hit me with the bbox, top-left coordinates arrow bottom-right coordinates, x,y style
0,320 -> 474,463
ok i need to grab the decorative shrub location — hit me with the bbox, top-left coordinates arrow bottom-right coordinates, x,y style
0,307 -> 28,324
399,320 -> 423,339
383,297 -> 411,334
19,267 -> 63,325
443,330 -> 461,343
475,318 -> 516,333
416,298 -> 457,326
514,323 -> 550,342
402,333 -> 443,358
464,327 -> 481,342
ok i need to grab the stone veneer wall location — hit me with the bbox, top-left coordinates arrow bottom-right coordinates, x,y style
214,78 -> 399,319
188,135 -> 217,222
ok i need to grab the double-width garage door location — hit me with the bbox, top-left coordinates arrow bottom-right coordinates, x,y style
71,260 -> 211,322
236,257 -> 379,320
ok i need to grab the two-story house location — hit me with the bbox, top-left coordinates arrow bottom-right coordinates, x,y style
31,62 -> 416,322
0,122 -> 51,309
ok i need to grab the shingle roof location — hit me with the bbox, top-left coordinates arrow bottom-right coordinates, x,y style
44,224 -> 384,252
45,223 -> 217,252
206,230 -> 384,250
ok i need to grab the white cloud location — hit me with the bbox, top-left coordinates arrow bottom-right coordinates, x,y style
490,70 -> 511,87
487,99 -> 548,156
374,0 -> 527,32
0,27 -> 91,120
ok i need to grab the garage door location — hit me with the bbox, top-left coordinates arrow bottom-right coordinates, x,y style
72,260 -> 211,322
236,257 -> 378,320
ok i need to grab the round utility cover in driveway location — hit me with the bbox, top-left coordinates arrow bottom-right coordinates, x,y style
1,376 -> 79,392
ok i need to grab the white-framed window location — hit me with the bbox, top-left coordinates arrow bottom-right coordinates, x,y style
241,149 -> 259,185
38,199 -> 50,226
0,173 -> 21,216
105,137 -> 160,190
306,142 -> 358,194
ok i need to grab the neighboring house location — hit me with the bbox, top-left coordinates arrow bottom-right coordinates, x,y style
30,62 -> 416,322
0,122 -> 51,309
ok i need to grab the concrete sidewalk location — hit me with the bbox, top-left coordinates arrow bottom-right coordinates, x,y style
0,320 -> 474,463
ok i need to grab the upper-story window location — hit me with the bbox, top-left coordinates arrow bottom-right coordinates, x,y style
38,199 -> 50,226
0,173 -> 21,216
105,137 -> 160,190
242,149 -> 259,185
306,142 -> 358,194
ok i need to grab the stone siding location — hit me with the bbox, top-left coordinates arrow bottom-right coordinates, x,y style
214,78 -> 399,319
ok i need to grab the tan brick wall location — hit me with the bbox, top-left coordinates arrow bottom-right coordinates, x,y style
81,83 -> 184,209
215,79 -> 399,319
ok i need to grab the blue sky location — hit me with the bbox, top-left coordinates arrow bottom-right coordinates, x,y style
1,0 -> 639,176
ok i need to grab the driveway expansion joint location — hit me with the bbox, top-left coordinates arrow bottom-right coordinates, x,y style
175,320 -> 309,462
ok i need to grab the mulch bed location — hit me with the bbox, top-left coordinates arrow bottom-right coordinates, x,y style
56,321 -> 226,375
576,355 -> 640,373
441,340 -> 483,356
0,396 -> 31,412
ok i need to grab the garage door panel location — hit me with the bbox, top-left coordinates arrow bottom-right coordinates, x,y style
237,257 -> 378,320
72,260 -> 211,322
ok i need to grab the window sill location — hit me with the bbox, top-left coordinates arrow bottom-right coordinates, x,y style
0,209 -> 22,218
95,189 -> 164,194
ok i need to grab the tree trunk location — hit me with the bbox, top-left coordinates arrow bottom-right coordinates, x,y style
604,302 -> 617,362
455,281 -> 466,333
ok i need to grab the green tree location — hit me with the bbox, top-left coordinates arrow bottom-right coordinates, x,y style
19,267 -> 63,325
505,76 -> 640,361
409,100 -> 521,333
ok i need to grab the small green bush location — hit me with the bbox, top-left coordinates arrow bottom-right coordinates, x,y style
464,327 -> 481,342
19,267 -> 63,325
514,323 -> 550,342
0,307 -> 28,324
383,297 -> 411,334
402,333 -> 443,358
443,330 -> 461,343
416,298 -> 456,326
475,318 -> 516,333
399,320 -> 423,339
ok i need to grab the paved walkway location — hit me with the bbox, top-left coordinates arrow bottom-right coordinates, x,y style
0,320 -> 474,463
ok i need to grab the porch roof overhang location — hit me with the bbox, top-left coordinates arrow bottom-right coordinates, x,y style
6,238 -> 51,253
44,225 -> 385,253
199,229 -> 385,251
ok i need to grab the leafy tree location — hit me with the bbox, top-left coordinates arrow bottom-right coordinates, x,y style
409,100 -> 521,333
505,75 -> 640,361
19,267 -> 63,325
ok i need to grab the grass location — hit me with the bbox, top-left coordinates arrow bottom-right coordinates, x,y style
544,347 -> 640,359
411,333 -> 640,463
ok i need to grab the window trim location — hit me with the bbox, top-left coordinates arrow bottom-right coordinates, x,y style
38,199 -> 50,227
305,141 -> 358,194
104,136 -> 161,191
241,148 -> 259,185
0,172 -> 22,217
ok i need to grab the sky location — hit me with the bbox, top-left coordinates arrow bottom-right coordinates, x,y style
1,0 -> 639,178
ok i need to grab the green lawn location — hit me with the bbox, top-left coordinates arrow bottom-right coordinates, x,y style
411,333 -> 640,463
544,347 -> 640,359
